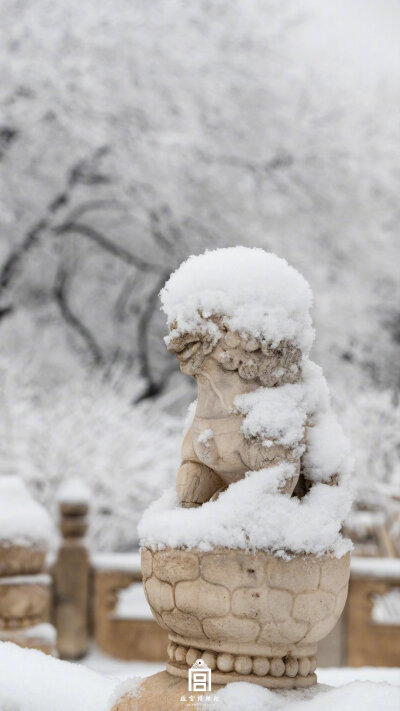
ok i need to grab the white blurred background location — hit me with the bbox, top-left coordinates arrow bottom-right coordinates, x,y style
0,0 -> 399,550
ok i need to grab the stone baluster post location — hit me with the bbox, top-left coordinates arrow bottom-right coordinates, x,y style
54,479 -> 90,659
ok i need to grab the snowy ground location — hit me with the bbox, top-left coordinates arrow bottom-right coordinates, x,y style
78,644 -> 165,680
0,641 -> 399,711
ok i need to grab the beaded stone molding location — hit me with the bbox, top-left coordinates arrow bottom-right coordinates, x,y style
167,640 -> 317,689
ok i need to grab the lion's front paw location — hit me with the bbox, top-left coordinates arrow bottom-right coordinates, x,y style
177,460 -> 224,507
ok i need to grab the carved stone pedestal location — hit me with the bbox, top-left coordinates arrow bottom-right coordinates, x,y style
111,548 -> 350,710
141,547 -> 350,689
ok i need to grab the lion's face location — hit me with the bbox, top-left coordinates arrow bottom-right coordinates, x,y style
167,320 -> 302,384
167,330 -> 215,375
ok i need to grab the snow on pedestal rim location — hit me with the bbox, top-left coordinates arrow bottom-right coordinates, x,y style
160,247 -> 315,354
138,467 -> 353,558
0,476 -> 53,548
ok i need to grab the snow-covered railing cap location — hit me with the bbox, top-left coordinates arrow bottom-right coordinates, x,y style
0,475 -> 53,548
161,247 -> 315,354
57,477 -> 91,506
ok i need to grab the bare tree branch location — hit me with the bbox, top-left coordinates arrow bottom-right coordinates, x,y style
54,222 -> 158,273
135,272 -> 170,402
62,199 -> 119,225
197,150 -> 293,176
0,218 -> 48,291
54,266 -> 103,365
0,145 -> 185,388
0,148 -> 111,294
0,126 -> 18,161
148,206 -> 183,253
0,306 -> 13,320
114,276 -> 137,322
67,146 -> 111,187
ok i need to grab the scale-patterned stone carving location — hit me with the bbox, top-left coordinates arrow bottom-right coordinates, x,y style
142,547 -> 350,688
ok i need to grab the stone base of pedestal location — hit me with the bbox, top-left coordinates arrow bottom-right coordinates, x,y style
111,671 -> 223,711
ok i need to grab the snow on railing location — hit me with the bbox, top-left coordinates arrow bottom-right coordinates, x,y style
372,589 -> 400,625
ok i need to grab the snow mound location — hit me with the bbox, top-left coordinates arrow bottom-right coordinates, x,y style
139,464 -> 352,558
0,476 -> 53,548
0,643 -> 398,711
0,574 -> 51,586
92,552 -> 142,574
204,680 -> 400,711
236,384 -> 307,453
161,247 -> 314,353
18,623 -> 56,644
235,360 -> 353,482
303,411 -> 353,483
351,556 -> 400,580
0,641 -> 122,711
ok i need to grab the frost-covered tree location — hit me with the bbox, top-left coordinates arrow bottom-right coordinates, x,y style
1,0 -> 399,394
0,0 -> 399,548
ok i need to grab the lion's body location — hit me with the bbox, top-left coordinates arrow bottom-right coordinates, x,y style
176,353 -> 301,506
